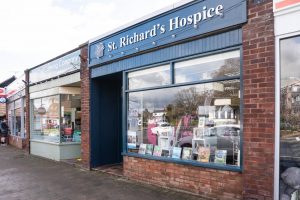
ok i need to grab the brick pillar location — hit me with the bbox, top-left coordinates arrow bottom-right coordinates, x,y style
242,0 -> 275,199
80,43 -> 91,169
24,69 -> 30,152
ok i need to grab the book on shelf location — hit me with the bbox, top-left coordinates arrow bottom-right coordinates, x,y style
153,145 -> 162,156
145,144 -> 154,155
197,147 -> 210,163
171,147 -> 182,159
214,150 -> 227,164
182,147 -> 193,160
138,143 -> 146,155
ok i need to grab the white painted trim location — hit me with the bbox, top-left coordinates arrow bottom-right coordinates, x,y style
89,0 -> 196,43
274,2 -> 300,14
30,139 -> 81,146
274,31 -> 300,200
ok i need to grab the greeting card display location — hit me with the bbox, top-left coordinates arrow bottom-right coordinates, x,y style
138,143 -> 146,154
153,145 -> 162,157
197,147 -> 210,163
214,150 -> 227,164
127,131 -> 137,149
182,147 -> 193,160
146,144 -> 154,155
171,147 -> 182,159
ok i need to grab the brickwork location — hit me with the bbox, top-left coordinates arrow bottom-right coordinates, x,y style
124,156 -> 243,199
242,0 -> 275,199
80,44 -> 90,169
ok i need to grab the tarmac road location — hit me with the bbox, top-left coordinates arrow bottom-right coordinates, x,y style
0,146 -> 204,200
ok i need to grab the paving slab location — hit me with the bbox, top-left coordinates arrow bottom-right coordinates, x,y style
0,146 -> 206,200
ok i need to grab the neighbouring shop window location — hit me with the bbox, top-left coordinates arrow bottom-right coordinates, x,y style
126,50 -> 241,168
31,95 -> 60,143
7,98 -> 25,138
61,94 -> 81,143
280,36 -> 300,200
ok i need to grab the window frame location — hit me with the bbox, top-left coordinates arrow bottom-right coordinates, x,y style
122,46 -> 244,172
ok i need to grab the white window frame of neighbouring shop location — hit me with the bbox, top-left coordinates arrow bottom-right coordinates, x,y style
123,47 -> 243,172
275,31 -> 300,200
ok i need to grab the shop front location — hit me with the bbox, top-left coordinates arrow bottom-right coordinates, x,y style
6,74 -> 26,149
28,48 -> 82,161
87,0 -> 275,199
274,1 -> 300,199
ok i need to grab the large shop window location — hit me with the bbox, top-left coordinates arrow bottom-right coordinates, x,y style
126,50 -> 242,169
32,95 -> 60,143
31,94 -> 81,143
280,36 -> 300,200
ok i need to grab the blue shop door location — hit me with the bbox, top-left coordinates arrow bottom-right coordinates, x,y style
91,72 -> 123,167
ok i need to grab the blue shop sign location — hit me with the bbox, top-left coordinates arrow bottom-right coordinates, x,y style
89,0 -> 247,67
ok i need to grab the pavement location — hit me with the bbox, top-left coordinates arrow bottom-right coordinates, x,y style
0,146 -> 204,200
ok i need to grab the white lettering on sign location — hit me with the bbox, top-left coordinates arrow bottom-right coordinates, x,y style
106,4 -> 224,53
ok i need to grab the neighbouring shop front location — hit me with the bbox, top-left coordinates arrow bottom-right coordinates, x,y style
87,0 -> 275,199
274,1 -> 300,199
28,48 -> 82,161
6,74 -> 26,149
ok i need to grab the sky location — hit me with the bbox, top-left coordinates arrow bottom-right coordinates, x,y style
0,0 -> 180,83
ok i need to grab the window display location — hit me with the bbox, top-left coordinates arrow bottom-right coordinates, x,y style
31,94 -> 82,143
31,95 -> 60,143
126,50 -> 241,168
61,94 -> 81,143
280,36 -> 300,200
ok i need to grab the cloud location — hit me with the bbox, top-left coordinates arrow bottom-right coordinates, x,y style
0,0 -> 179,81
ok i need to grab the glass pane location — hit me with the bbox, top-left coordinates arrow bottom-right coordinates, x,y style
280,36 -> 300,200
15,108 -> 21,136
31,95 -> 60,143
175,51 -> 240,84
128,65 -> 170,90
127,80 -> 241,166
61,94 -> 81,143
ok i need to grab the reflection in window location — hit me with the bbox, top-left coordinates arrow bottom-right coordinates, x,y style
280,36 -> 300,200
175,51 -> 240,84
61,94 -> 81,143
31,95 -> 60,143
128,65 -> 170,90
127,80 -> 240,166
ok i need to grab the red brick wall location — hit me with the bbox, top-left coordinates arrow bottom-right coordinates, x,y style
124,156 -> 243,199
80,44 -> 91,169
242,0 -> 275,199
